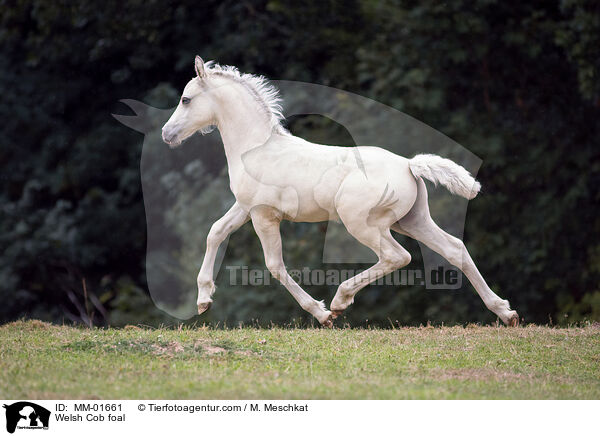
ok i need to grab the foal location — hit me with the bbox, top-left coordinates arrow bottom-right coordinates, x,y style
162,56 -> 519,327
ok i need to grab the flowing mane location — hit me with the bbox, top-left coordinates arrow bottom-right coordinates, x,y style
203,61 -> 289,135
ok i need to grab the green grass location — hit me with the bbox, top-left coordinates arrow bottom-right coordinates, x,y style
0,320 -> 599,399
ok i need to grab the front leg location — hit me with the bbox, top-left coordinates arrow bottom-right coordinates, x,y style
196,202 -> 249,313
251,206 -> 333,327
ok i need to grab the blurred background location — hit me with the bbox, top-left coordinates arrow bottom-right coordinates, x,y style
1,0 -> 598,327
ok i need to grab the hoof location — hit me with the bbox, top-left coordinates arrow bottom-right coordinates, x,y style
197,302 -> 212,314
320,314 -> 334,329
508,312 -> 520,327
330,309 -> 344,319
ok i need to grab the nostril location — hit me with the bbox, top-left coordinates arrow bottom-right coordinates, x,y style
161,126 -> 180,146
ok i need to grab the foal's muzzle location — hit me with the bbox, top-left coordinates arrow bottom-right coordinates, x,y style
161,127 -> 181,147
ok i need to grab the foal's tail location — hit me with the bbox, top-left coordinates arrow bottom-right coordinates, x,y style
408,154 -> 481,200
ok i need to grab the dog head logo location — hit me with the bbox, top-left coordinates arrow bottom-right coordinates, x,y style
3,402 -> 50,433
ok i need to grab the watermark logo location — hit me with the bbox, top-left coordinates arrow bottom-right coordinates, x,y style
226,266 -> 459,288
3,402 -> 50,433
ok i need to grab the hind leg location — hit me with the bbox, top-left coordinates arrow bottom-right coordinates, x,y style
330,175 -> 415,318
393,178 -> 519,326
330,227 -> 411,317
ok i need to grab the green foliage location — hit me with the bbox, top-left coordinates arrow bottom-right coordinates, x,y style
0,0 -> 598,326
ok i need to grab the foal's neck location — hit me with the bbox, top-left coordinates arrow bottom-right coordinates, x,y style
214,80 -> 282,171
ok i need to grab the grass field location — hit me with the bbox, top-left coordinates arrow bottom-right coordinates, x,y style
0,320 -> 599,399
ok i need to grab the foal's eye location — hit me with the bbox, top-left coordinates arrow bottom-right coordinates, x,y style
181,97 -> 191,105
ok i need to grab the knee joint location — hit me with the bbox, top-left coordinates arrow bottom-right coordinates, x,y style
206,230 -> 223,248
265,260 -> 285,279
382,252 -> 411,270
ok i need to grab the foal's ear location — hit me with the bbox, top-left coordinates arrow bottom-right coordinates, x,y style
195,56 -> 206,79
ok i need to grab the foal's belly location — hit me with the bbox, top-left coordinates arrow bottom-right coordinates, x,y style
234,181 -> 338,223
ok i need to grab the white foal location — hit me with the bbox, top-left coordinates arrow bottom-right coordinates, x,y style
161,56 -> 519,327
